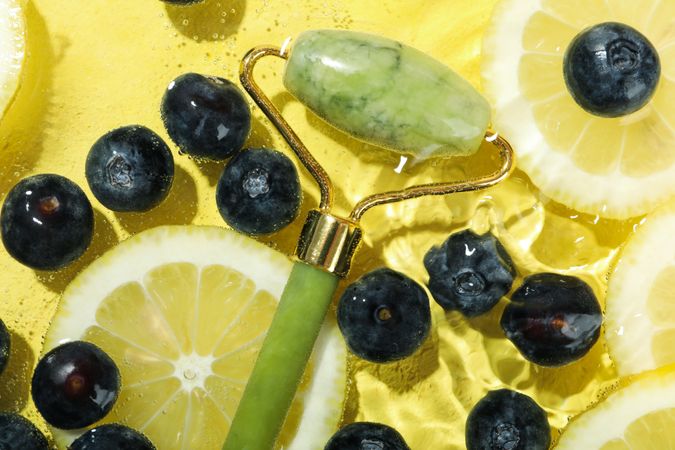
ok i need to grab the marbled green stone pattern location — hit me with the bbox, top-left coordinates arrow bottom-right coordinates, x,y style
283,29 -> 491,158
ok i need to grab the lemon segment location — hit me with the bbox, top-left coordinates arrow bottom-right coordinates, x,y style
482,0 -> 675,218
43,226 -> 347,450
557,369 -> 675,449
605,204 -> 675,376
0,0 -> 24,117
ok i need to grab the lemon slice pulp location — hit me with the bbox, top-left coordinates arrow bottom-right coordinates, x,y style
0,0 -> 24,116
556,368 -> 675,449
482,0 -> 675,219
605,203 -> 675,376
43,226 -> 347,450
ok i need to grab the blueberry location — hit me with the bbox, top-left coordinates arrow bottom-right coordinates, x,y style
424,230 -> 516,317
337,268 -> 431,363
85,125 -> 174,212
0,413 -> 49,450
161,73 -> 251,160
0,318 -> 9,375
70,424 -> 156,450
324,422 -> 410,450
216,148 -> 301,235
500,273 -> 602,367
32,341 -> 120,429
1,174 -> 94,270
465,389 -> 550,450
563,22 -> 660,117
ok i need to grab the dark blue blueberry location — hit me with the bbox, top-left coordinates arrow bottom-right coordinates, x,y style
500,273 -> 602,367
563,22 -> 660,117
324,422 -> 410,450
70,424 -> 156,450
161,73 -> 251,160
32,341 -> 120,429
465,389 -> 550,450
1,174 -> 94,270
0,318 -> 9,375
424,230 -> 516,317
337,268 -> 431,363
0,413 -> 49,450
216,148 -> 301,235
85,125 -> 174,212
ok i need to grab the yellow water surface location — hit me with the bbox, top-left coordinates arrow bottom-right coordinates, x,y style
0,0 -> 638,447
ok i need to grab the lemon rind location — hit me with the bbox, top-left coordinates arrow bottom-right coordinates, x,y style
556,369 -> 675,448
606,204 -> 675,376
0,0 -> 26,117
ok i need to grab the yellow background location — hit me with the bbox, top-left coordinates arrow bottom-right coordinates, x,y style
0,0 -> 632,447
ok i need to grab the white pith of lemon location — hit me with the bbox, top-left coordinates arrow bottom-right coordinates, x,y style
605,203 -> 675,376
556,367 -> 675,449
0,0 -> 24,117
481,0 -> 675,219
43,226 -> 347,450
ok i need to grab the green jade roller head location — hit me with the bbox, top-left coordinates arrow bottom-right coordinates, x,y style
223,29 -> 514,450
284,29 -> 492,158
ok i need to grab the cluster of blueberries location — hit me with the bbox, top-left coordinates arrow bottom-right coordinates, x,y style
332,229 -> 602,449
325,19 -> 665,450
1,72 -> 302,272
0,72 -> 303,448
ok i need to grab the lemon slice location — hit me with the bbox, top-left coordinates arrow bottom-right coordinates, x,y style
43,226 -> 347,450
482,0 -> 675,219
0,0 -> 25,116
556,367 -> 675,449
605,203 -> 675,376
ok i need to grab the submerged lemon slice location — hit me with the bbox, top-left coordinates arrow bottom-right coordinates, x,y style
482,0 -> 675,219
605,203 -> 675,376
43,226 -> 347,449
556,368 -> 675,449
0,0 -> 24,116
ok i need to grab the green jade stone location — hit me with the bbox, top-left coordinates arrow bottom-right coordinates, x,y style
283,29 -> 491,158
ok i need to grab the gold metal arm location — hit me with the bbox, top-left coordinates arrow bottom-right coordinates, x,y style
349,133 -> 514,221
239,43 -> 515,276
240,46 -> 334,211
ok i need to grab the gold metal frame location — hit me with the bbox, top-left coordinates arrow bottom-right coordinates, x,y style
240,45 -> 515,276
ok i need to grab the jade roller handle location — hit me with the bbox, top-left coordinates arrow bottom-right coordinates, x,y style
223,263 -> 338,450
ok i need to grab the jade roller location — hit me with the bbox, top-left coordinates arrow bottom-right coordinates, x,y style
223,29 -> 514,450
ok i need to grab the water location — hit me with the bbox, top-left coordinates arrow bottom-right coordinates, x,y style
0,0 -> 638,447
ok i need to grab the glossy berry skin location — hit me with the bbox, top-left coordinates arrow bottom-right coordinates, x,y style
216,148 -> 301,235
563,22 -> 660,118
32,341 -> 120,429
161,73 -> 251,160
501,273 -> 602,367
424,230 -> 516,317
1,174 -> 94,270
337,268 -> 431,363
0,413 -> 49,450
324,422 -> 410,450
0,318 -> 9,375
70,424 -> 156,450
465,389 -> 550,450
86,125 -> 174,212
